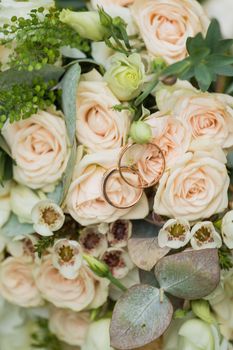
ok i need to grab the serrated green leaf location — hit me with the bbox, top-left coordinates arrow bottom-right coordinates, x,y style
154,249 -> 220,300
110,284 -> 173,349
0,65 -> 65,89
195,64 -> 212,91
61,62 -> 81,144
205,19 -> 222,51
0,214 -> 34,237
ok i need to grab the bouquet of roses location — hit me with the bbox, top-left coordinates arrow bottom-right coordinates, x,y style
0,0 -> 233,349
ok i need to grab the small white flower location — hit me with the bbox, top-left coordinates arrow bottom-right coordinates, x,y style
158,218 -> 191,249
108,220 -> 132,248
191,221 -> 222,250
101,248 -> 134,279
221,210 -> 233,249
52,239 -> 83,280
79,226 -> 108,258
31,200 -> 65,236
97,223 -> 109,235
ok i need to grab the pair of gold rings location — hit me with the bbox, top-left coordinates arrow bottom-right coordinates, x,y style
102,143 -> 165,209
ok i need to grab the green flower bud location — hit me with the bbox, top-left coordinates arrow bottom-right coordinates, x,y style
59,9 -> 108,41
191,300 -> 215,324
104,53 -> 145,101
130,121 -> 152,144
152,57 -> 167,72
83,254 -> 109,278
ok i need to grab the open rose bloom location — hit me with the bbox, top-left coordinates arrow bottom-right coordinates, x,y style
1,0 -> 233,349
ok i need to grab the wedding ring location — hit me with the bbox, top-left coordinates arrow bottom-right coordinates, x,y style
102,166 -> 143,209
118,143 -> 165,189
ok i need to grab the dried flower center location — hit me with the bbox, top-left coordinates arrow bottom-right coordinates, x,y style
42,207 -> 59,226
103,252 -> 122,268
195,227 -> 212,243
111,221 -> 127,241
59,245 -> 74,262
168,224 -> 186,238
23,238 -> 35,257
83,233 -> 100,250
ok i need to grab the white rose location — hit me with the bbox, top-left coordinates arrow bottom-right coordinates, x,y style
156,80 -> 233,149
76,70 -> 130,153
0,257 -> 42,307
49,308 -> 90,346
10,184 -> 46,224
204,0 -> 233,38
0,181 -> 11,228
2,109 -> 70,190
66,149 -> 149,225
221,210 -> 233,249
81,319 -> 113,350
154,140 -> 229,221
131,0 -> 209,64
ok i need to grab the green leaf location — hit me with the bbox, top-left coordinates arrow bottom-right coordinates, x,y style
139,270 -> 159,288
207,55 -> 233,68
55,0 -> 86,9
47,182 -> 63,204
0,65 -> 65,89
205,19 -> 222,51
191,300 -> 215,324
0,150 -> 12,183
0,214 -> 34,237
0,135 -> 11,157
154,249 -> 220,300
110,285 -> 173,349
187,33 -> 205,56
61,62 -> 81,144
194,63 -> 212,91
215,65 -> 233,76
163,59 -> 191,77
60,140 -> 77,204
217,39 -> 233,54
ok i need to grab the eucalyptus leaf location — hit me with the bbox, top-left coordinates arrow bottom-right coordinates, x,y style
0,65 -> 65,89
132,220 -> 160,239
110,284 -> 173,349
47,182 -> 63,204
154,249 -> 220,300
61,62 -> 81,144
139,269 -> 159,288
60,140 -> 77,205
0,214 -> 34,237
128,237 -> 170,271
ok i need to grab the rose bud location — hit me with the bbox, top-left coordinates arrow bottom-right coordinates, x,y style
101,248 -> 134,279
108,220 -> 132,248
79,226 -> 108,258
52,239 -> 83,280
129,120 -> 152,144
31,200 -> 65,236
190,221 -> 222,250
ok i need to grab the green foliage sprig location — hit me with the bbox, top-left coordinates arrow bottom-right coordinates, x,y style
0,78 -> 61,127
34,235 -> 56,258
163,19 -> 233,91
31,318 -> 62,350
0,7 -> 90,71
218,245 -> 233,270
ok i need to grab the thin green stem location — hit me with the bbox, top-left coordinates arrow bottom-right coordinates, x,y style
108,273 -> 127,292
134,71 -> 161,107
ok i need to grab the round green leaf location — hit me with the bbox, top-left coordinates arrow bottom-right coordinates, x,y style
154,249 -> 220,300
110,284 -> 173,349
0,214 -> 34,237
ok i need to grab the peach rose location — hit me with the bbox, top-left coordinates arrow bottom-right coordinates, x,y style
131,0 -> 209,63
66,149 -> 149,225
35,258 -> 109,311
49,308 -> 90,346
2,109 -> 70,190
156,81 -> 233,149
76,70 -> 130,153
154,140 -> 229,221
145,112 -> 191,169
0,257 -> 42,307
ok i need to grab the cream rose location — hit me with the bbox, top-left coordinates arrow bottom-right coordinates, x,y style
154,140 -> 229,221
131,0 -> 209,63
66,149 -> 149,225
2,109 -> 70,190
49,308 -> 90,346
0,257 -> 42,307
145,112 -> 191,169
35,258 -> 109,311
156,81 -> 233,149
76,70 -> 130,153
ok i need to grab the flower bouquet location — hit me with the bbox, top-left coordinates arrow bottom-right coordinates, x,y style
0,0 -> 233,349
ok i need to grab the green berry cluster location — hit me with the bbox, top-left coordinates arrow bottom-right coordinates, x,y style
0,78 -> 61,128
0,7 -> 90,71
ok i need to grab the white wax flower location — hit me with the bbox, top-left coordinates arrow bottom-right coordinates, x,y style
79,226 -> 108,258
190,221 -> 222,250
158,218 -> 192,249
101,247 -> 134,279
31,200 -> 65,236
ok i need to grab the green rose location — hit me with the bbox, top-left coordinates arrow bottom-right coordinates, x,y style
59,9 -> 108,41
104,53 -> 145,101
129,121 -> 152,144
